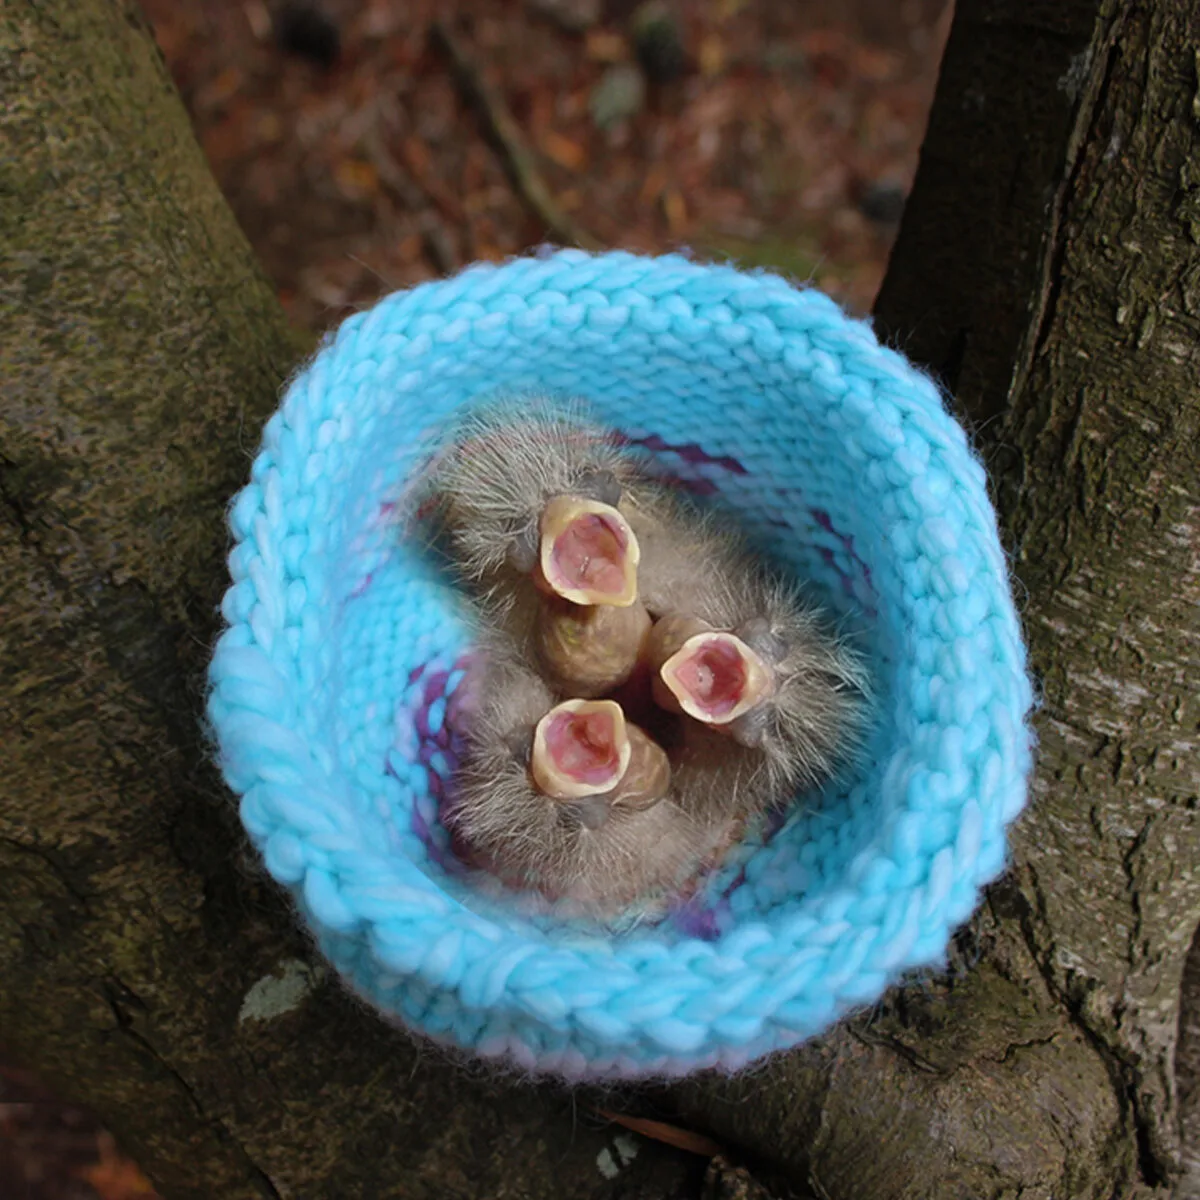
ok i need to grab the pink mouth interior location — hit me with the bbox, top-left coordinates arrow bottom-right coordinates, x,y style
674,639 -> 749,719
543,708 -> 623,787
548,513 -> 628,597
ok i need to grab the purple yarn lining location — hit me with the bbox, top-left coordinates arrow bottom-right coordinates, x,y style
626,433 -> 750,476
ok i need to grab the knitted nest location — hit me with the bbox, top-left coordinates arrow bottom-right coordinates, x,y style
207,249 -> 1034,1080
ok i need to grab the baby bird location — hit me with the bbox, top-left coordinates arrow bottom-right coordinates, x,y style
645,544 -> 872,825
425,400 -> 651,697
447,635 -> 718,917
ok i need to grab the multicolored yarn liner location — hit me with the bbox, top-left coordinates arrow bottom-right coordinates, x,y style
206,248 -> 1035,1080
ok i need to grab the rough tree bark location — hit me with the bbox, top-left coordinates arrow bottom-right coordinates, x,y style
0,3 -> 701,1198
2,2 -> 1197,1200
679,1 -> 1200,1197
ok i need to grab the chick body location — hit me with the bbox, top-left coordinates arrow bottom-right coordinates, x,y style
621,488 -> 872,825
447,635 -> 719,917
426,401 -> 653,695
427,400 -> 641,586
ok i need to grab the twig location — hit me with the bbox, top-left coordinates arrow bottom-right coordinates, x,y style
431,20 -> 602,251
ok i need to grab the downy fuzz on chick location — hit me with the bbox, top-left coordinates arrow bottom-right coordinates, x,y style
649,556 -> 873,824
427,400 -> 872,827
424,400 -> 655,692
446,633 -> 714,917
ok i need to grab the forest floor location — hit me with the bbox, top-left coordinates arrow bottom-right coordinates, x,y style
3,0 -> 949,1195
147,0 -> 952,332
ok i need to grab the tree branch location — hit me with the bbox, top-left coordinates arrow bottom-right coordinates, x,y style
679,0 -> 1200,1193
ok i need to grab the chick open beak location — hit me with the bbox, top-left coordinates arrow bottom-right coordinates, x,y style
530,699 -> 632,800
537,496 -> 640,607
657,631 -> 775,728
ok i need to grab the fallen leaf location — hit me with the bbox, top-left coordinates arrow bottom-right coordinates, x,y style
589,64 -> 646,132
595,1110 -> 725,1158
200,118 -> 247,170
800,29 -> 852,59
639,164 -> 669,205
77,1133 -> 159,1200
254,112 -> 283,144
698,34 -> 726,79
401,134 -> 432,177
243,0 -> 270,41
334,158 -> 380,198
662,188 -> 688,235
395,232 -> 423,262
851,44 -> 902,84
541,131 -> 587,171
195,65 -> 243,111
585,30 -> 629,62
473,241 -> 507,261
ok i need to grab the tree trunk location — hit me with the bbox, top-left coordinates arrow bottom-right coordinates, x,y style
3,1 -> 1198,1199
678,1 -> 1200,1197
0,3 -> 700,1198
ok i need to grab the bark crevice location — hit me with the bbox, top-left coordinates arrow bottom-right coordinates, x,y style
1008,2 -> 1128,412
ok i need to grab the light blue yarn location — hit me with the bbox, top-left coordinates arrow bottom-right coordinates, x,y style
207,248 -> 1034,1081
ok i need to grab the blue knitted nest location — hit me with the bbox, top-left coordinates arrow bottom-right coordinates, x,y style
207,249 -> 1034,1080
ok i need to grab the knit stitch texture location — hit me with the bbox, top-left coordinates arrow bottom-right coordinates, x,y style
207,249 -> 1034,1080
